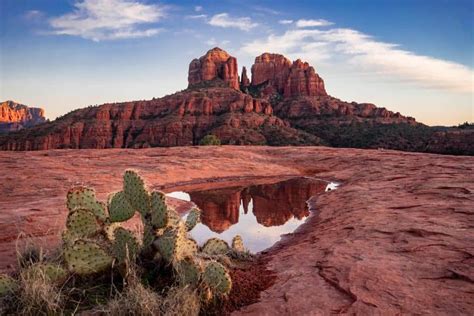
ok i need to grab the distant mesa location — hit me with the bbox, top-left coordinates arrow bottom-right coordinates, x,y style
0,47 -> 472,155
0,100 -> 46,134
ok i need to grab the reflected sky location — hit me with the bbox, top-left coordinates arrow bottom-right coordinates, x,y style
172,177 -> 333,252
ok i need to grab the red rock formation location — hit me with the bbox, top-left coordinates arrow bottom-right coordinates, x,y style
188,47 -> 239,90
0,101 -> 46,133
240,66 -> 250,88
251,53 -> 292,93
283,59 -> 326,97
4,47 -> 467,154
0,87 -> 312,150
250,53 -> 326,97
190,189 -> 241,233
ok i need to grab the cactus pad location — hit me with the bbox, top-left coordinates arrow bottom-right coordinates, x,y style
123,170 -> 150,216
64,240 -> 113,275
231,235 -> 245,252
142,223 -> 155,250
108,191 -> 135,222
201,238 -> 230,256
24,263 -> 67,284
0,274 -> 18,296
66,209 -> 101,239
66,186 -> 106,220
174,258 -> 202,287
185,207 -> 200,231
202,261 -> 232,295
112,228 -> 140,264
154,225 -> 196,263
150,191 -> 168,229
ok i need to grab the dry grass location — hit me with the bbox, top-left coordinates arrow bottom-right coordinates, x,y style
16,264 -> 65,315
161,286 -> 200,316
103,280 -> 163,315
101,264 -> 162,316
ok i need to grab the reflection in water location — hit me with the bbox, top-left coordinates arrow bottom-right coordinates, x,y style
181,177 -> 329,252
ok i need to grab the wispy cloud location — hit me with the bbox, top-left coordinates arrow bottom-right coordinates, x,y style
241,28 -> 474,93
279,19 -> 293,25
48,0 -> 166,41
194,6 -> 203,12
206,37 -> 230,47
208,13 -> 258,31
24,10 -> 44,20
252,6 -> 280,15
185,14 -> 207,20
296,19 -> 333,28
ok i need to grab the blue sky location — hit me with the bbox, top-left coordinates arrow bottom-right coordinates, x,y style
0,0 -> 472,125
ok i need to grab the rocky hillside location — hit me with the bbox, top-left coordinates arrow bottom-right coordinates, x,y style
0,101 -> 46,133
0,47 -> 472,154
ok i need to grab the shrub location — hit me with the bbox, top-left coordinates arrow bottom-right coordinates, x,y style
199,135 -> 221,146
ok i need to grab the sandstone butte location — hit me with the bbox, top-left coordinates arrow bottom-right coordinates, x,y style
0,100 -> 46,133
0,146 -> 472,314
7,47 -> 472,154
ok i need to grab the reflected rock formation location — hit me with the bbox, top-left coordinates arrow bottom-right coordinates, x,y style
189,188 -> 241,233
189,178 -> 327,232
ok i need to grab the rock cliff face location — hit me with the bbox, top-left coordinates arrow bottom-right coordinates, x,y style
188,47 -> 239,90
0,87 -> 317,150
0,101 -> 46,133
250,53 -> 326,98
1,47 -> 470,155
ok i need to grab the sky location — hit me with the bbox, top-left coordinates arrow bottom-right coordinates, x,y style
0,0 -> 473,126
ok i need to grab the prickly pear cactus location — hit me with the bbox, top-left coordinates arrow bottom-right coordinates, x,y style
174,258 -> 202,287
142,223 -> 155,250
112,228 -> 140,264
150,191 -> 168,229
123,170 -> 150,216
67,186 -> 106,221
231,235 -> 245,252
201,238 -> 230,256
185,207 -> 200,231
108,191 -> 135,222
154,225 -> 197,263
64,240 -> 113,275
24,263 -> 67,284
202,261 -> 232,295
0,274 -> 18,296
65,209 -> 101,239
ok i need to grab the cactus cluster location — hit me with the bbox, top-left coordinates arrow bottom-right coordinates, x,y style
0,170 -> 248,306
59,170 -> 247,300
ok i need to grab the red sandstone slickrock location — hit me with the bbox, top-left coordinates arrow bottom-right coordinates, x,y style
0,146 -> 472,314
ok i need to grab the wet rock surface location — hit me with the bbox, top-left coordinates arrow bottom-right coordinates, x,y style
0,146 -> 473,314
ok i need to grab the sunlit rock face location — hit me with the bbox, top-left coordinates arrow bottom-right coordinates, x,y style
5,47 -> 470,154
188,47 -> 239,90
251,53 -> 327,98
0,101 -> 46,133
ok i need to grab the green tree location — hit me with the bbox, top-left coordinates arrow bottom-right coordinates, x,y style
199,135 -> 221,146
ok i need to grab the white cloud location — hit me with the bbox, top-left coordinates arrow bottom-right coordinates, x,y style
185,14 -> 207,20
240,28 -> 474,93
279,19 -> 293,25
49,0 -> 166,41
195,6 -> 203,12
208,13 -> 258,31
296,19 -> 333,28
